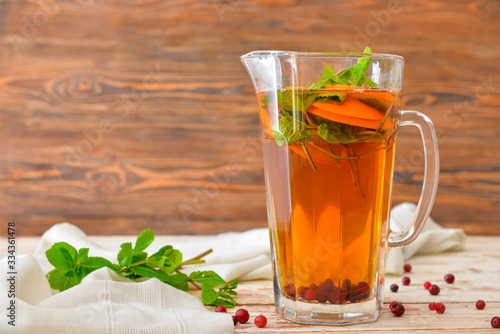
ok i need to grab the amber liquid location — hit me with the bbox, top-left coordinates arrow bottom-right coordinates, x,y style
260,89 -> 398,304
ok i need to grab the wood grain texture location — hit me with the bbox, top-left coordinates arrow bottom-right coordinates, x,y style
0,0 -> 499,235
3,234 -> 500,332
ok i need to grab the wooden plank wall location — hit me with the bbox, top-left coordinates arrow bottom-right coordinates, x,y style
0,0 -> 499,236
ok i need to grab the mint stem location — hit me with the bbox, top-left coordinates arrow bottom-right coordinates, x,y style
180,249 -> 213,267
300,141 -> 318,172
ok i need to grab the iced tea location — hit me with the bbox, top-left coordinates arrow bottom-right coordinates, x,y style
259,87 -> 400,305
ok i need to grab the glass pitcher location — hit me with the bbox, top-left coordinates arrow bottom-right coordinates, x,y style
241,50 -> 439,325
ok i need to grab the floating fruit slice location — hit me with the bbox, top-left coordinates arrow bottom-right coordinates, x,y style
312,97 -> 383,120
307,104 -> 388,130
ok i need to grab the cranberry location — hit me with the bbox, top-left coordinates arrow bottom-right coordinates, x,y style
235,308 -> 250,324
444,274 -> 455,284
341,278 -> 352,291
424,281 -> 432,290
288,283 -> 296,299
339,290 -> 348,304
309,283 -> 318,290
476,300 -> 486,310
254,314 -> 267,328
428,302 -> 436,310
390,301 -> 399,312
304,288 -> 316,301
429,284 -> 440,295
435,302 -> 446,314
356,281 -> 370,300
391,301 -> 405,317
319,279 -> 334,292
215,305 -> 227,313
298,286 -> 307,299
316,289 -> 329,303
328,290 -> 340,304
232,315 -> 238,325
403,264 -> 412,272
390,284 -> 399,292
402,277 -> 411,286
491,316 -> 500,328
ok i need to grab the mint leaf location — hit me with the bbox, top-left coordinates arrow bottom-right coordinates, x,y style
272,115 -> 315,147
189,271 -> 226,287
84,257 -> 117,273
262,93 -> 268,107
358,47 -> 372,73
160,247 -> 183,274
210,299 -> 234,307
134,228 -> 154,252
45,242 -> 77,270
310,66 -> 346,89
201,285 -> 219,305
46,268 -> 81,291
316,123 -> 352,144
117,242 -> 134,268
315,91 -> 347,104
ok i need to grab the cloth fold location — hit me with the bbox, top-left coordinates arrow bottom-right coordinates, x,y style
0,202 -> 466,333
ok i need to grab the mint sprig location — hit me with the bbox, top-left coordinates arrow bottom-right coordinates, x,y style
310,47 -> 377,89
45,229 -> 239,307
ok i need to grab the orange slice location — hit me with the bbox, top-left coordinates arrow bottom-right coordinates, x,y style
312,97 -> 383,120
307,105 -> 389,130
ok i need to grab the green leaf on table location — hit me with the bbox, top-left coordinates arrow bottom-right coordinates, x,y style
134,228 -> 155,252
201,285 -> 219,305
117,242 -> 134,268
158,246 -> 183,274
84,257 -> 117,273
189,270 -> 226,287
46,242 -> 77,270
46,268 -> 81,291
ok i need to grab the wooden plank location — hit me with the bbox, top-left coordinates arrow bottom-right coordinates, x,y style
0,0 -> 499,235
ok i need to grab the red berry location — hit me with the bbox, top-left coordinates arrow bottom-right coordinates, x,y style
390,301 -> 399,312
391,302 -> 405,317
476,300 -> 486,310
424,281 -> 432,290
297,286 -> 307,299
390,284 -> 399,292
254,314 -> 267,328
435,303 -> 446,314
328,290 -> 340,304
316,289 -> 329,303
444,274 -> 455,284
492,316 -> 500,328
304,288 -> 316,301
319,279 -> 334,292
428,302 -> 436,310
215,305 -> 227,313
429,284 -> 440,295
402,277 -> 411,286
232,315 -> 238,325
403,264 -> 412,272
235,308 -> 250,324
356,281 -> 370,300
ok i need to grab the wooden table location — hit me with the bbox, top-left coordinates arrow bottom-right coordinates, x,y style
2,235 -> 500,332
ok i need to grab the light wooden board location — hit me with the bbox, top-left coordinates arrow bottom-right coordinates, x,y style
1,235 -> 499,332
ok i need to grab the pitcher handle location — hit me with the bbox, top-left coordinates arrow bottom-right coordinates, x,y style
388,110 -> 440,248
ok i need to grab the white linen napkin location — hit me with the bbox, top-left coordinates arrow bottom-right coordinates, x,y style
0,202 -> 465,333
385,202 -> 466,275
0,255 -> 234,334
